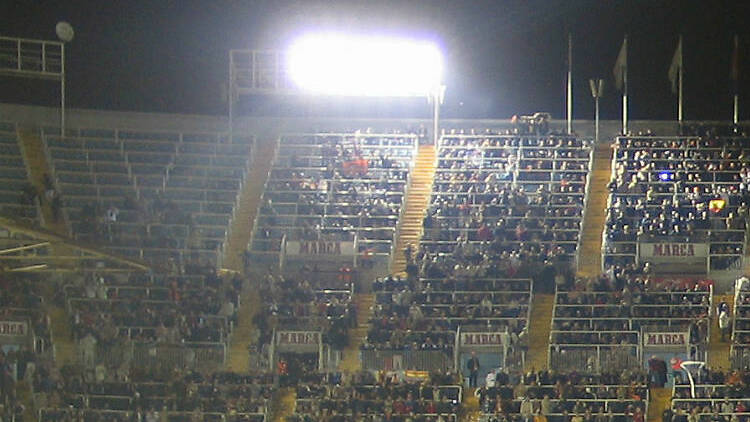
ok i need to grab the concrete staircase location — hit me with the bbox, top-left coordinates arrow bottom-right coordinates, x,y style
270,387 -> 296,422
708,294 -> 734,371
524,293 -> 554,371
16,129 -> 69,236
225,138 -> 277,372
390,145 -> 436,274
647,387 -> 671,422
338,293 -> 375,372
17,129 -> 76,420
577,141 -> 613,277
460,388 -> 481,422
17,129 -> 77,368
222,138 -> 276,273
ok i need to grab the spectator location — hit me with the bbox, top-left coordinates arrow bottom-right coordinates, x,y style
467,352 -> 480,388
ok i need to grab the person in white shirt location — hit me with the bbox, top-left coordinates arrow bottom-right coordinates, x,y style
719,310 -> 731,341
485,370 -> 496,388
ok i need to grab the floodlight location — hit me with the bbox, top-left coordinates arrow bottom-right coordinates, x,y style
286,33 -> 443,97
55,22 -> 74,42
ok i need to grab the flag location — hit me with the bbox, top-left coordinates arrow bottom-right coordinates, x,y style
613,36 -> 628,91
668,37 -> 682,94
731,35 -> 739,94
709,198 -> 726,213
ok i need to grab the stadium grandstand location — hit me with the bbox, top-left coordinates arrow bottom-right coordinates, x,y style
1,6 -> 750,422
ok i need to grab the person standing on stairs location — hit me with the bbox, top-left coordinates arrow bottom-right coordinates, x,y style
467,351 -> 480,388
719,308 -> 731,342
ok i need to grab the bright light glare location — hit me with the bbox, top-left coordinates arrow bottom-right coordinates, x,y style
287,33 -> 443,97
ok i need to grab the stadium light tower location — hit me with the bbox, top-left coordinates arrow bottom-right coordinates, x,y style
286,33 -> 445,143
229,33 -> 445,143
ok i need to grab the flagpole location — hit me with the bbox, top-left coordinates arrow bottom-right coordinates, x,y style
622,36 -> 628,135
678,35 -> 683,123
734,35 -> 739,125
567,33 -> 573,135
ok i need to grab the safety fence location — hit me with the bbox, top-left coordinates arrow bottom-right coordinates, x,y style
91,340 -> 226,372
548,344 -> 640,373
360,349 -> 453,372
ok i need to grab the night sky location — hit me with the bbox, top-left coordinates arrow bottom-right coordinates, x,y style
2,0 -> 750,121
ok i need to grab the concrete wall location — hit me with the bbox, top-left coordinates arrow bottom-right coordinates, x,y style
1,102 -> 740,141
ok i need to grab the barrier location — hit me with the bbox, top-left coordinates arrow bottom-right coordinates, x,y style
131,341 -> 226,372
360,349 -> 453,372
548,344 -> 640,373
39,408 -> 266,422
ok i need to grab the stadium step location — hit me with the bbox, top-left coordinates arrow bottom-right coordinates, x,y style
338,293 -> 375,372
225,137 -> 278,372
460,388 -> 480,422
47,303 -> 76,366
16,129 -> 70,237
707,294 -> 734,370
17,129 -> 79,367
647,387 -> 671,422
270,387 -> 297,422
391,145 -> 437,274
525,293 -> 554,372
576,140 -> 613,277
223,137 -> 277,273
226,278 -> 262,372
15,380 -> 36,422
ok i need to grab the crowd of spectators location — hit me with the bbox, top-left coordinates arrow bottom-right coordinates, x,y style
291,370 -> 462,422
668,368 -> 750,422
36,365 -> 270,421
365,272 -> 530,356
479,369 -> 649,422
550,263 -> 711,371
252,132 -> 417,262
64,270 -> 240,347
605,135 -> 749,270
420,133 -> 590,292
252,269 -> 356,352
0,274 -> 54,420
731,277 -> 750,367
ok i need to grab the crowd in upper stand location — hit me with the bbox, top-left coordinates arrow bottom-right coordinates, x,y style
423,132 -> 591,270
251,132 -> 418,263
605,134 -> 749,270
